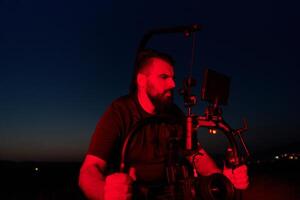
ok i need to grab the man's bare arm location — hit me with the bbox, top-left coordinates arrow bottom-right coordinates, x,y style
79,154 -> 107,200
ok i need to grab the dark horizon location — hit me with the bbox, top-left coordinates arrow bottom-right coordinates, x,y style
1,141 -> 299,163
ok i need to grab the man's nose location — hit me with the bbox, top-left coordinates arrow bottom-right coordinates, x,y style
168,78 -> 176,89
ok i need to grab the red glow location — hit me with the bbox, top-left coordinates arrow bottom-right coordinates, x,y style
137,57 -> 175,114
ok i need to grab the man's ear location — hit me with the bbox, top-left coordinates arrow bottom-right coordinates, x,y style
137,73 -> 147,88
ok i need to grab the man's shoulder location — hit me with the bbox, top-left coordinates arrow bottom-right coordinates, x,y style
109,94 -> 137,112
111,94 -> 135,106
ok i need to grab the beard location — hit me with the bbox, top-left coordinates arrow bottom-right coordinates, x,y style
147,89 -> 174,114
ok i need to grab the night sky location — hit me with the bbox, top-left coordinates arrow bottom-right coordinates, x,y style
1,0 -> 300,162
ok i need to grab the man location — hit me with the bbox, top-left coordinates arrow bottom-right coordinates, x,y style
79,49 -> 249,200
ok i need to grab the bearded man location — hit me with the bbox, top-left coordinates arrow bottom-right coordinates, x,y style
78,49 -> 249,200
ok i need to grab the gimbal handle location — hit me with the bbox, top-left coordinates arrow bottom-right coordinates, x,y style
191,114 -> 243,168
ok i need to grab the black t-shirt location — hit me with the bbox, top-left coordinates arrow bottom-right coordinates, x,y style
88,94 -> 186,183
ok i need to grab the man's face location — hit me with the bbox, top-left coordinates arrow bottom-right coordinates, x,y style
144,58 -> 175,111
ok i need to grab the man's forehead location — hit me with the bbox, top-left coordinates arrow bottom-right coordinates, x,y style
148,58 -> 174,75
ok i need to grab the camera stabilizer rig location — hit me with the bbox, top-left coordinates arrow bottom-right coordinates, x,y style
180,70 -> 250,200
120,24 -> 251,200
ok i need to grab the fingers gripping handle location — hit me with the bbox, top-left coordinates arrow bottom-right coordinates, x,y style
128,167 -> 136,181
104,167 -> 137,200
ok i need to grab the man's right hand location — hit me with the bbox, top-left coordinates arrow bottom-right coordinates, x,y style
223,164 -> 249,190
104,168 -> 136,200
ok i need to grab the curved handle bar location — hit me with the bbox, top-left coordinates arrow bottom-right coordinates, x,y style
195,116 -> 241,167
120,116 -> 181,172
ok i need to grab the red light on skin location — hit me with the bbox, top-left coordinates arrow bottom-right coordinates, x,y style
136,58 -> 175,114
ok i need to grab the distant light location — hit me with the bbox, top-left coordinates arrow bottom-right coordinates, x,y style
209,129 -> 217,135
275,156 -> 279,159
289,156 -> 294,160
35,167 -> 39,172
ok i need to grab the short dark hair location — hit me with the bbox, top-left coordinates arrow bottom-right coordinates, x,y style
129,49 -> 175,94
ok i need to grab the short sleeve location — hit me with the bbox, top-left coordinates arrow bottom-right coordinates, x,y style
87,103 -> 123,162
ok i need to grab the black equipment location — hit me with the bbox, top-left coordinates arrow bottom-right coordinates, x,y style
120,24 -> 250,200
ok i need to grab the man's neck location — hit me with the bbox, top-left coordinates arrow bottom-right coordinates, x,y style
137,91 -> 155,115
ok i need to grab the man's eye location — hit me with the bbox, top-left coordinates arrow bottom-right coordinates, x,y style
160,74 -> 169,79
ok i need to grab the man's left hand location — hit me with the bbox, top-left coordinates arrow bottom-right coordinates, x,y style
223,164 -> 249,190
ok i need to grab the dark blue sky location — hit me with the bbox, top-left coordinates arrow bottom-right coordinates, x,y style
1,0 -> 299,161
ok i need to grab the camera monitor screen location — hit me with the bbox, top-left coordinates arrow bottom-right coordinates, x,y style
200,68 -> 231,105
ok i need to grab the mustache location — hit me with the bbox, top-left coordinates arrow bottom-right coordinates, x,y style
163,89 -> 173,95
